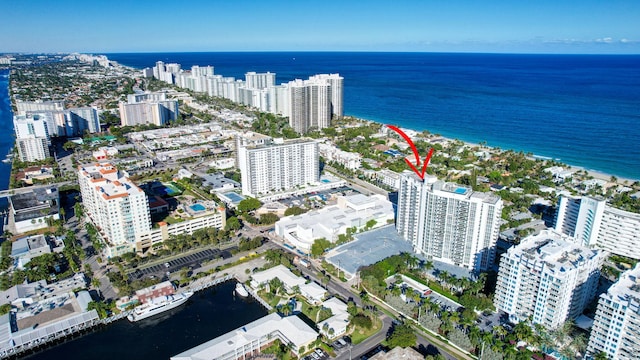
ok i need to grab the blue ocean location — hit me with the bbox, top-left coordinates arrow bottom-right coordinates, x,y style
107,52 -> 640,180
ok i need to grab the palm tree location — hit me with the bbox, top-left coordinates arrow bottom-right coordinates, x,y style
281,304 -> 292,317
493,325 -> 507,341
468,326 -> 482,348
513,322 -> 534,343
322,322 -> 330,334
424,261 -> 434,271
503,345 -> 518,360
570,333 -> 587,356
406,255 -> 419,270
265,249 -> 281,265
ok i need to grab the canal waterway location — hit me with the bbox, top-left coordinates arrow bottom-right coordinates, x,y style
23,281 -> 268,360
0,69 -> 14,208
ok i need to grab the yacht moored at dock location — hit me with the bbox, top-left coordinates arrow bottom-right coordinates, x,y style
235,283 -> 249,297
127,291 -> 193,322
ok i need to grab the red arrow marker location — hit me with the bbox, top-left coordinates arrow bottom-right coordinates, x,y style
386,125 -> 434,181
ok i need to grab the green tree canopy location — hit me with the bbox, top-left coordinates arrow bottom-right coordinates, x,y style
284,206 -> 307,216
310,238 -> 332,258
387,323 -> 416,348
237,197 -> 262,213
225,216 -> 241,231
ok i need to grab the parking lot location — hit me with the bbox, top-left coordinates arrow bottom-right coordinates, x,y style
128,248 -> 233,281
331,336 -> 351,353
301,348 -> 329,360
423,291 -> 462,312
477,310 -> 506,332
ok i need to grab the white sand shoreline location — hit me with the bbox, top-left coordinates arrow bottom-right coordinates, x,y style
351,116 -> 640,184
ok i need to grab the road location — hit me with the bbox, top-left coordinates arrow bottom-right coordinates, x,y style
268,238 -> 468,360
335,316 -> 392,360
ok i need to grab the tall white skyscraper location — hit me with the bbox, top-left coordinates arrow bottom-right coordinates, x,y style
396,173 -> 503,271
67,107 -> 100,135
245,72 -> 276,90
310,74 -> 343,118
287,74 -> 344,134
192,65 -> 214,77
587,264 -> 640,359
149,58 -> 343,133
494,230 -> 605,330
119,92 -> 178,126
288,80 -> 310,133
554,195 -> 640,259
13,114 -> 51,162
78,163 -> 152,256
237,138 -> 319,197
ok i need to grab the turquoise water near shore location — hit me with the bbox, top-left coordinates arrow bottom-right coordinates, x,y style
108,52 -> 640,180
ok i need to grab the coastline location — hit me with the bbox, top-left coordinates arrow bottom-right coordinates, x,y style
351,116 -> 639,185
112,58 -> 639,184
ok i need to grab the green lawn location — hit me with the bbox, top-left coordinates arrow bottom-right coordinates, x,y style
350,315 -> 382,345
300,300 -> 333,323
300,300 -> 320,321
160,215 -> 185,225
258,290 -> 284,308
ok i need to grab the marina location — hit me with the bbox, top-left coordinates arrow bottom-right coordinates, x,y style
0,275 -> 268,360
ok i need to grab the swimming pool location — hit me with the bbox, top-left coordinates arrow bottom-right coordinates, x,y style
454,187 -> 467,195
190,204 -> 206,212
224,192 -> 245,202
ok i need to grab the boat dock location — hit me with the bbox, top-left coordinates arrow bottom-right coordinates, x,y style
0,310 -> 100,359
0,273 -> 245,359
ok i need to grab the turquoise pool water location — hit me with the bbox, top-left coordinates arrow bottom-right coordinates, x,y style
190,204 -> 206,212
224,192 -> 245,202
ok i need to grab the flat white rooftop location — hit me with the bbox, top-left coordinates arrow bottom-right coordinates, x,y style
171,313 -> 317,360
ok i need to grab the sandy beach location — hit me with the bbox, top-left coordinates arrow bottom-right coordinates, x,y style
379,119 -> 640,186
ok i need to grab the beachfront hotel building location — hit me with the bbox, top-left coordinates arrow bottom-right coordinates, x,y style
245,71 -> 276,90
150,60 -> 343,134
170,313 -> 317,360
587,264 -> 640,359
287,74 -> 344,133
118,91 -> 179,127
78,163 -> 226,257
396,172 -> 503,272
309,73 -> 344,118
554,195 -> 640,259
494,230 -> 605,330
237,138 -> 319,197
13,114 -> 51,162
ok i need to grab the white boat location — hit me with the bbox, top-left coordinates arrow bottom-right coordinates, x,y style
235,283 -> 249,297
127,291 -> 193,322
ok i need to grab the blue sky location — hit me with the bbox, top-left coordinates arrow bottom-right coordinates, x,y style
2,0 -> 639,54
